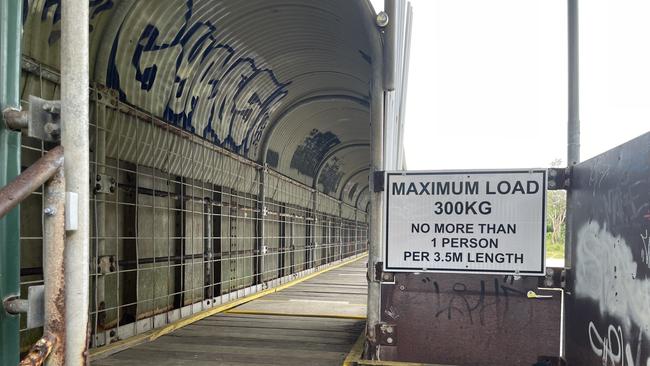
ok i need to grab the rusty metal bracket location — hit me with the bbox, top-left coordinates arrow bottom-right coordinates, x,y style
374,262 -> 396,283
94,174 -> 116,194
547,167 -> 570,190
2,96 -> 61,142
539,266 -> 567,288
97,256 -> 117,275
376,323 -> 397,346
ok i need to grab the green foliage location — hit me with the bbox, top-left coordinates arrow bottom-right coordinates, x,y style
546,232 -> 565,259
545,161 -> 566,259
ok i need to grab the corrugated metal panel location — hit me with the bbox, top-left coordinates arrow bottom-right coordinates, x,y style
21,0 -> 374,209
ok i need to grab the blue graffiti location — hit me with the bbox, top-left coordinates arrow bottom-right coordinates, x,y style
318,158 -> 343,195
26,0 -> 113,43
290,129 -> 341,178
107,0 -> 291,154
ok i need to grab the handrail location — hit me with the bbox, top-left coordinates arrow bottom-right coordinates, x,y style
0,145 -> 66,365
0,145 -> 64,219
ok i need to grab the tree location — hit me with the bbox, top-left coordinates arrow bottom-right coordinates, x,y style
547,159 -> 566,246
547,190 -> 566,244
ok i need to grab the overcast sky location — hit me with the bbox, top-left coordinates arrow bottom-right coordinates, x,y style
372,0 -> 649,170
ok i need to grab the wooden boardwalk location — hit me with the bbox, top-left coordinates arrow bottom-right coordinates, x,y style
93,258 -> 367,366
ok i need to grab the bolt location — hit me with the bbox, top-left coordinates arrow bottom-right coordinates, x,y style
376,11 -> 389,27
399,285 -> 406,291
545,278 -> 554,287
109,186 -> 115,193
386,337 -> 394,344
96,175 -> 101,181
382,273 -> 392,281
42,102 -> 60,114
548,181 -> 556,188
43,207 -> 56,216
386,326 -> 394,334
43,122 -> 60,136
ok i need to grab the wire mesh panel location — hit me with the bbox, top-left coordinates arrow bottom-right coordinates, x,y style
16,60 -> 369,352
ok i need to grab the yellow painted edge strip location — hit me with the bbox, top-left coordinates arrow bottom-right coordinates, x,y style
225,308 -> 367,320
342,332 -> 366,366
91,253 -> 367,361
356,361 -> 435,366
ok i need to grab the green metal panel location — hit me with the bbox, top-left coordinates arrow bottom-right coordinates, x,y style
0,0 -> 22,363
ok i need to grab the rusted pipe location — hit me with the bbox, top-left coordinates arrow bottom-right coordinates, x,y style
0,145 -> 64,219
19,333 -> 57,366
43,168 -> 65,366
2,107 -> 29,130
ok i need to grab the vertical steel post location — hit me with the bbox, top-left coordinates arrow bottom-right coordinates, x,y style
565,0 -> 579,268
384,0 -> 397,91
61,0 -> 90,363
94,92 -> 107,338
567,0 -> 580,167
0,0 -> 22,364
367,29 -> 385,356
44,169 -> 66,366
203,200 -> 214,299
563,0 -> 580,359
256,166 -> 266,284
311,191 -> 318,268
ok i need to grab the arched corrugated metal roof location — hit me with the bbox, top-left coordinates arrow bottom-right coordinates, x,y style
22,0 -> 375,209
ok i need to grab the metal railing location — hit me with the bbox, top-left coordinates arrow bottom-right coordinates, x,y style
15,37 -> 368,364
0,145 -> 65,365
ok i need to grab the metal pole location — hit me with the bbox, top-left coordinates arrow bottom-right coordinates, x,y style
565,0 -> 579,268
568,0 -> 580,166
94,93 -> 107,341
384,0 -> 397,91
61,0 -> 90,363
44,169 -> 66,366
0,0 -> 23,362
257,166 -> 266,284
0,146 -> 64,219
563,0 -> 580,360
311,191 -> 318,268
367,30 -> 385,356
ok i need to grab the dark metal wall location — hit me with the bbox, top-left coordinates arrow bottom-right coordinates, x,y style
566,132 -> 650,366
377,273 -> 561,365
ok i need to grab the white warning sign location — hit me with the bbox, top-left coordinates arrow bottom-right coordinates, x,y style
384,170 -> 546,275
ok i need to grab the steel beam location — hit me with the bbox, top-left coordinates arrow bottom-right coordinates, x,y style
44,169 -> 66,365
0,0 -> 23,363
359,0 -> 386,353
61,0 -> 90,364
563,0 -> 580,359
567,0 -> 580,167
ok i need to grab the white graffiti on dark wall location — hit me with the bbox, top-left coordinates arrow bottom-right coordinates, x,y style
575,222 -> 650,336
642,230 -> 650,269
576,222 -> 650,365
106,0 -> 291,155
588,322 -> 648,366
